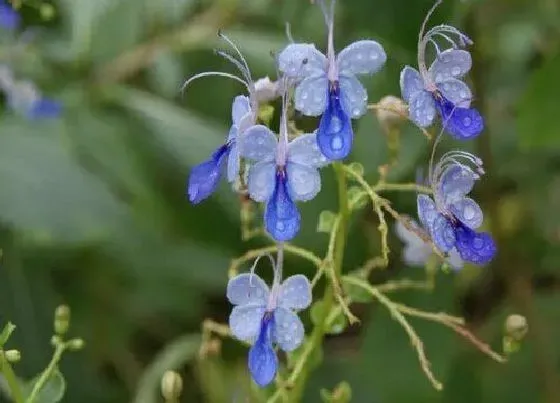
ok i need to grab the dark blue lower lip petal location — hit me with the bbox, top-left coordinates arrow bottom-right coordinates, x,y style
454,223 -> 496,265
264,170 -> 301,241
187,144 -> 230,204
435,95 -> 484,140
316,86 -> 353,160
248,313 -> 278,387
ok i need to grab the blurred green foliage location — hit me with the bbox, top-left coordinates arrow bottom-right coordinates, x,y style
0,0 -> 559,402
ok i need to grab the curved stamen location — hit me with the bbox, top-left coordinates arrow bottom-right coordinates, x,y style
434,32 -> 459,48
218,31 -> 253,84
428,38 -> 442,55
181,71 -> 250,94
215,50 -> 253,85
285,21 -> 294,43
248,253 -> 277,287
417,0 -> 443,77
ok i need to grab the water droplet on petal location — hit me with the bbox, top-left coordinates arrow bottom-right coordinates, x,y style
452,66 -> 461,76
464,205 -> 475,220
331,136 -> 343,151
463,116 -> 472,127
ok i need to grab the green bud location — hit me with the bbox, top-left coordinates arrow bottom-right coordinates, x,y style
4,349 -> 21,363
317,210 -> 337,233
54,305 -> 70,335
346,162 -> 364,177
320,381 -> 352,403
67,338 -> 85,351
161,370 -> 183,401
504,314 -> 528,341
51,335 -> 62,347
0,322 -> 16,346
40,3 -> 56,20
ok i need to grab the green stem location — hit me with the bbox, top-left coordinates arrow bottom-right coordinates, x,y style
287,162 -> 350,402
27,342 -> 67,403
0,352 -> 24,403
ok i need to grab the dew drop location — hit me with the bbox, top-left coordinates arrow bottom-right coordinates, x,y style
463,205 -> 475,220
473,237 -> 484,249
356,53 -> 363,60
459,90 -> 467,99
370,52 -> 378,60
301,91 -> 309,100
276,222 -> 285,232
331,136 -> 343,151
330,116 -> 342,132
463,116 -> 472,127
451,66 -> 461,76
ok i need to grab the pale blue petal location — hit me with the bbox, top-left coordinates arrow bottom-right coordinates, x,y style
430,214 -> 456,253
409,90 -> 436,128
229,304 -> 266,342
227,273 -> 270,306
446,248 -> 464,270
238,125 -> 277,162
278,43 -> 327,80
417,194 -> 438,230
286,162 -> 321,202
437,78 -> 472,108
294,75 -> 328,116
450,197 -> 483,229
227,143 -> 240,183
248,314 -> 277,387
227,125 -> 238,142
247,160 -> 276,202
273,307 -> 305,352
278,274 -> 312,310
337,40 -> 386,76
400,66 -> 424,103
403,244 -> 432,267
429,49 -> 472,83
339,74 -> 368,118
439,165 -> 475,206
232,95 -> 252,125
287,133 -> 329,168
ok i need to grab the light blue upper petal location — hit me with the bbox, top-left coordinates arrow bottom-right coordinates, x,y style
403,244 -> 432,267
417,194 -> 438,230
337,40 -> 387,76
273,307 -> 305,352
278,43 -> 327,80
227,143 -> 240,183
439,165 -> 476,206
446,248 -> 464,270
278,274 -> 312,310
247,160 -> 277,202
409,90 -> 436,128
227,273 -> 270,306
229,304 -> 266,342
232,95 -> 252,125
437,78 -> 472,108
339,74 -> 368,118
450,197 -> 483,229
429,49 -> 472,83
287,132 -> 330,168
286,162 -> 321,202
400,66 -> 424,103
238,125 -> 277,162
429,214 -> 456,253
294,75 -> 328,116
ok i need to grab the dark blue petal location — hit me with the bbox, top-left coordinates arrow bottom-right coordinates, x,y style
248,312 -> 278,387
435,95 -> 484,140
0,1 -> 20,30
187,144 -> 230,204
454,223 -> 496,265
316,85 -> 353,160
264,170 -> 301,241
27,98 -> 62,119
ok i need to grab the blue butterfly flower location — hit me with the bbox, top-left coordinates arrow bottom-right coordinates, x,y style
400,3 -> 483,140
416,151 -> 496,265
3,78 -> 62,119
395,217 -> 463,270
278,2 -> 385,160
227,272 -> 312,387
188,96 -> 254,204
0,0 -> 20,30
239,127 -> 329,241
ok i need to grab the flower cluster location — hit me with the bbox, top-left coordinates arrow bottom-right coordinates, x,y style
0,1 -> 61,119
186,0 -> 497,387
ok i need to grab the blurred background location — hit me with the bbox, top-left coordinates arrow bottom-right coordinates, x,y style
0,0 -> 559,402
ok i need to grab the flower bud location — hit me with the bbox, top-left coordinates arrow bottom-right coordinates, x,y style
54,305 -> 70,335
67,338 -> 85,351
375,95 -> 407,128
504,314 -> 528,341
254,77 -> 280,103
161,370 -> 183,401
4,349 -> 21,363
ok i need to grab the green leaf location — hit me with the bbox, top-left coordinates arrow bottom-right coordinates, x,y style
310,301 -> 348,335
24,369 -> 66,403
317,210 -> 337,233
133,334 -> 201,403
518,54 -> 560,149
342,279 -> 373,303
345,162 -> 365,177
